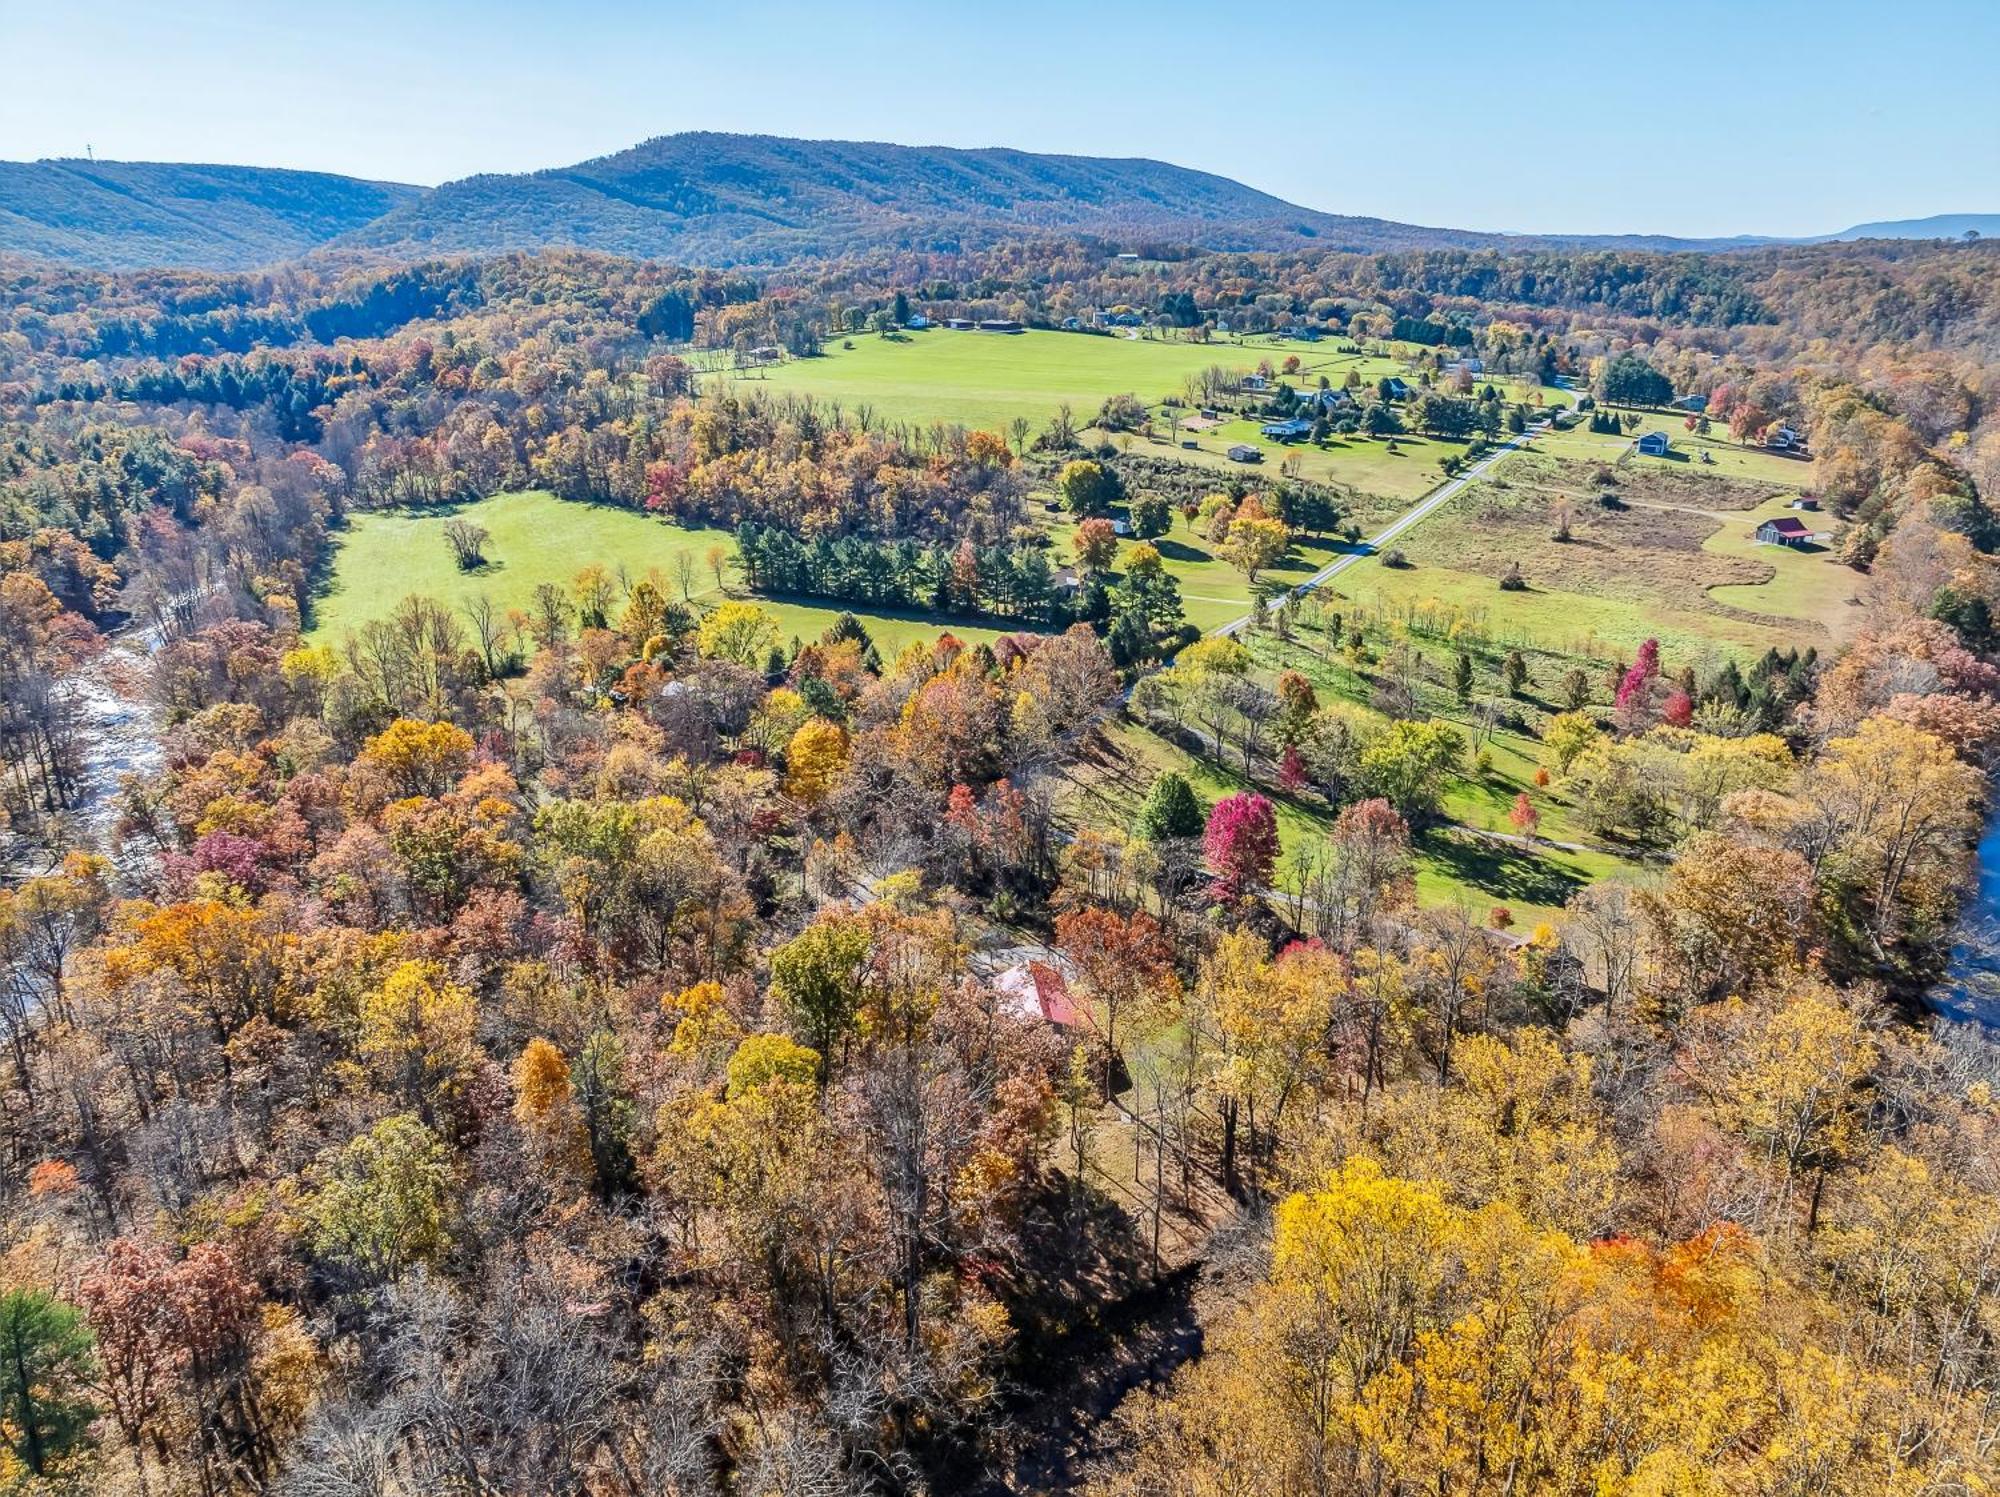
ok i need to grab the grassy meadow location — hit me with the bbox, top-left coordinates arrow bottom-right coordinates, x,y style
309,490 -> 1021,654
716,327 -> 1375,431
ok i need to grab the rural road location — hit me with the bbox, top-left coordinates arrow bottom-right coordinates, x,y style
1214,422 -> 1544,638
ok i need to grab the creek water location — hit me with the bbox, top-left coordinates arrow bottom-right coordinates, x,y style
1934,814 -> 2000,1025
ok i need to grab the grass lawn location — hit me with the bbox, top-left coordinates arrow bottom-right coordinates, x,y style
717,327 -> 1347,432
1068,716 -> 1643,928
1704,496 -> 1864,637
1536,415 -> 1816,488
309,489 -> 1016,654
1117,418 -> 1460,509
1042,513 -> 1354,634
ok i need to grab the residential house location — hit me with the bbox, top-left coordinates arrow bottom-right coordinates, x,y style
1636,431 -> 1672,457
905,314 -> 930,330
1241,373 -> 1269,392
1383,376 -> 1412,399
1260,417 -> 1314,441
1672,393 -> 1708,411
1227,443 -> 1263,463
1766,424 -> 1805,451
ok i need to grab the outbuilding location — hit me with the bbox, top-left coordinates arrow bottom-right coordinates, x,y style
1636,431 -> 1671,457
1227,443 -> 1263,463
1756,516 -> 1814,547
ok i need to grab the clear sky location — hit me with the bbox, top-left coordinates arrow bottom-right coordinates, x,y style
2,0 -> 1995,239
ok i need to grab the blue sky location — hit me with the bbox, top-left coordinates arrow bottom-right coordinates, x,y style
2,0 -> 1995,238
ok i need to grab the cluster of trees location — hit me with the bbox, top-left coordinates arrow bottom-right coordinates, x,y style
734,521 -> 1082,625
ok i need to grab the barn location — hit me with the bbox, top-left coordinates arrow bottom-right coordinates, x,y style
1756,516 -> 1814,547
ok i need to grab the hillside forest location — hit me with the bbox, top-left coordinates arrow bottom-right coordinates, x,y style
1,230 -> 1999,1495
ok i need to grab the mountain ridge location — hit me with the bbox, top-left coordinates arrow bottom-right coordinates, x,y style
0,159 -> 426,270
0,134 -> 1990,270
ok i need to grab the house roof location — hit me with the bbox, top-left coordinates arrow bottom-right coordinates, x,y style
1761,516 -> 1811,536
995,962 -> 1084,1028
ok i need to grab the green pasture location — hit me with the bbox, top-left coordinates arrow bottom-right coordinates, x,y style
718,327 -> 1384,434
308,489 -> 1014,654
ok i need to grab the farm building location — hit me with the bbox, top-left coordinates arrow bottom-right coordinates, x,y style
1756,516 -> 1814,547
945,318 -> 976,330
976,319 -> 1023,334
1636,432 -> 1672,456
1227,443 -> 1263,463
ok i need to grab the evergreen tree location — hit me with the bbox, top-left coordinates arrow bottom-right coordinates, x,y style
1136,771 -> 1205,842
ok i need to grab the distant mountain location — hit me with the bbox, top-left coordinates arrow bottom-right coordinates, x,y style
0,160 -> 426,270
332,132 -> 1516,263
1822,213 -> 2000,242
1,136 -> 1991,271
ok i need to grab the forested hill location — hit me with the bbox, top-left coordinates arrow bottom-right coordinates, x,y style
0,159 -> 427,270
6,135 -> 1989,271
331,132 -> 1522,263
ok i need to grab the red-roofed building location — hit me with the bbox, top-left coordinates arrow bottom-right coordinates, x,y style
995,961 -> 1085,1029
1755,516 -> 1813,548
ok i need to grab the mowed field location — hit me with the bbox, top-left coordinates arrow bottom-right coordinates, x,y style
719,327 -> 1393,433
308,490 -> 1024,653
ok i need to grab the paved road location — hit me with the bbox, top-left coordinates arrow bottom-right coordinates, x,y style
1214,424 -> 1544,638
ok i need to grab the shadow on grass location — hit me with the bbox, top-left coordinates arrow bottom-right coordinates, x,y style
1154,538 -> 1216,565
1417,827 -> 1591,908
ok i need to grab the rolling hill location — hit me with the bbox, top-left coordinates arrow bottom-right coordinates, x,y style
1824,212 -> 2000,242
0,159 -> 426,270
331,132 -> 1509,263
0,135 -> 1991,270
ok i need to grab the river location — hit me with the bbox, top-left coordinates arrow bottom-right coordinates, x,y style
1935,814 -> 2000,1025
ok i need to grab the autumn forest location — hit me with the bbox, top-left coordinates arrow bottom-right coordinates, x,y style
2,174 -> 2000,1497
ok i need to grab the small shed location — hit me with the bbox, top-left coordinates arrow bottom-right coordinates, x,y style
1636,431 -> 1671,456
1756,516 -> 1813,547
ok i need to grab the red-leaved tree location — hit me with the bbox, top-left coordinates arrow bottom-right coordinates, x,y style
1204,792 -> 1279,901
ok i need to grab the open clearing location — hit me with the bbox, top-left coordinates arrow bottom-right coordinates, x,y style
309,490 -> 1020,653
1321,448 -> 1854,661
718,327 -> 1364,430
